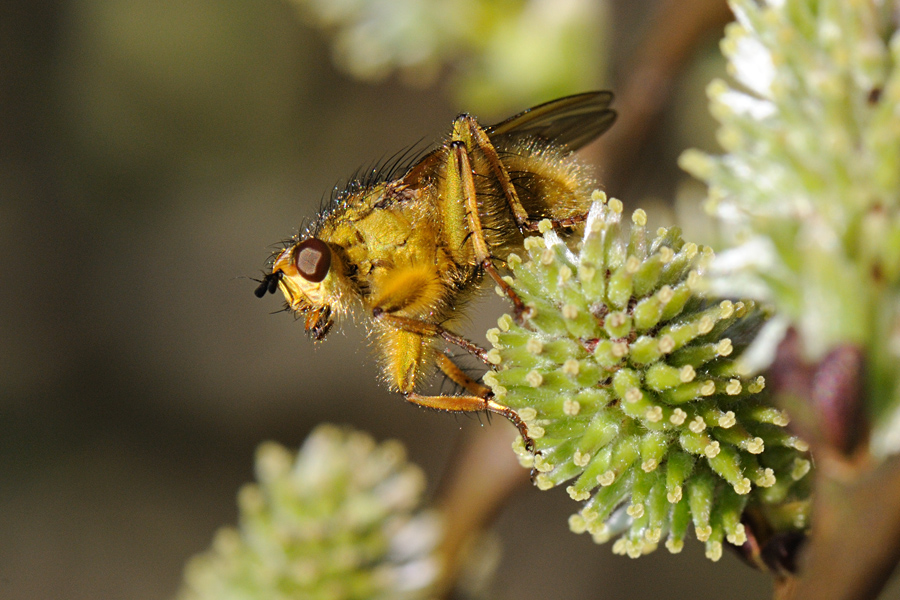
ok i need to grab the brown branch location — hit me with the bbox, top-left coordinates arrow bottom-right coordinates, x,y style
431,425 -> 530,596
784,452 -> 900,600
769,331 -> 900,600
591,0 -> 733,193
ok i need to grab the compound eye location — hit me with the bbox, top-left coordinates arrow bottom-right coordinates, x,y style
294,238 -> 331,282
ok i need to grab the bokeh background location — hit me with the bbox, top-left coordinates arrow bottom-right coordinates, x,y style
1,0 -> 780,598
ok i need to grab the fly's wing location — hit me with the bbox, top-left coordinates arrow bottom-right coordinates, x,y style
398,146 -> 445,188
486,91 -> 616,152
398,91 -> 616,188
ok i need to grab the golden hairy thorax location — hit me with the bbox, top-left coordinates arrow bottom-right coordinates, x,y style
257,91 -> 616,446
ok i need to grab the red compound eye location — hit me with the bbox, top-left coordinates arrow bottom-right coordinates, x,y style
294,238 -> 331,282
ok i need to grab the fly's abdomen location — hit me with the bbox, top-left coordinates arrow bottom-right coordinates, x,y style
501,138 -> 596,223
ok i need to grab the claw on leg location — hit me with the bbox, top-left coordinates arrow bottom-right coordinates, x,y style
404,391 -> 535,453
485,397 -> 536,453
397,353 -> 536,453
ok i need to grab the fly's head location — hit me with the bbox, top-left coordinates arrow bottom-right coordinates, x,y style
255,237 -> 353,341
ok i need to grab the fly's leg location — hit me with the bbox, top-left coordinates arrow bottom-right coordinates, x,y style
435,350 -> 491,396
404,390 -> 535,453
448,140 -> 529,320
453,115 -> 588,232
373,310 -> 535,451
452,116 -> 531,229
484,260 -> 528,321
407,354 -> 534,452
373,310 -> 490,364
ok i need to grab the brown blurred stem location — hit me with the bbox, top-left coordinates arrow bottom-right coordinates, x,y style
769,332 -> 900,600
775,452 -> 900,600
592,0 -> 733,193
432,424 -> 530,597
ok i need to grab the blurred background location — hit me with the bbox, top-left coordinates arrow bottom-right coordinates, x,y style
1,0 -> 776,598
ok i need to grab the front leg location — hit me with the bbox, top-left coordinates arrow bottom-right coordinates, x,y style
403,390 -> 534,453
404,353 -> 535,453
373,312 -> 534,451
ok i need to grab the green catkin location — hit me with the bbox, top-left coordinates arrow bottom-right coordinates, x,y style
681,0 -> 900,454
177,425 -> 440,599
488,197 -> 811,559
646,476 -> 669,540
629,335 -> 664,365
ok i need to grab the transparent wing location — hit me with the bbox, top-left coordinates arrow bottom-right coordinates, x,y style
400,91 -> 617,187
486,91 -> 616,152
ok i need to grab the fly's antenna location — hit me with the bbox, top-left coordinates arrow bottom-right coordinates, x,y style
253,271 -> 282,298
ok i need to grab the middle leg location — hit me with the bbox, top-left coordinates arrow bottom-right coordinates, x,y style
374,314 -> 535,451
373,309 -> 491,364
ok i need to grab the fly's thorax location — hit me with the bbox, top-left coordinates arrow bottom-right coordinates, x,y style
331,193 -> 447,281
320,183 -> 433,255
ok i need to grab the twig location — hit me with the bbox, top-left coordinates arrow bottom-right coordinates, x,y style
592,0 -> 733,193
432,424 -> 530,596
784,453 -> 900,600
770,332 -> 900,600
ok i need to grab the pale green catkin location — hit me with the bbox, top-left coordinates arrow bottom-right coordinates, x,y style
177,425 -> 441,599
486,194 -> 811,559
680,0 -> 900,454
